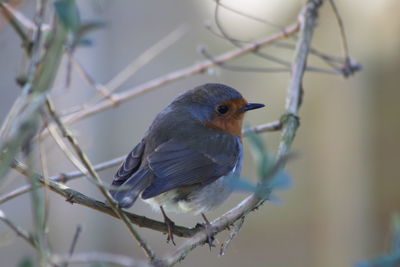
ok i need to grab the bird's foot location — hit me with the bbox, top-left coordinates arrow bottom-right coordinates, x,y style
160,206 -> 176,245
201,213 -> 215,250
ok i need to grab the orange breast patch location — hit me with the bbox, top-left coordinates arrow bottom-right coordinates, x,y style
205,97 -> 247,138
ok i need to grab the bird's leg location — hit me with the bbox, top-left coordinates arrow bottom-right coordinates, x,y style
201,213 -> 215,250
160,206 -> 176,245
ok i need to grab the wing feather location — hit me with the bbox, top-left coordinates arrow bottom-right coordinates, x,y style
141,138 -> 239,199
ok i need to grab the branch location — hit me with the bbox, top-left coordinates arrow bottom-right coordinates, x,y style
44,99 -> 159,263
162,1 -> 322,265
0,155 -> 124,204
1,118 -> 280,205
327,0 -> 361,77
219,216 -> 245,256
0,209 -> 36,247
37,21 -> 300,140
243,120 -> 282,135
102,25 -> 188,97
62,224 -> 82,267
50,252 -> 143,267
0,13 -> 67,181
0,3 -> 31,53
10,159 -> 199,238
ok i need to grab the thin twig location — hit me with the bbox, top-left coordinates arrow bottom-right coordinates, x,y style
98,24 -> 188,100
219,216 -> 245,256
47,124 -> 88,174
61,24 -> 182,116
50,252 -> 143,267
0,3 -> 31,53
327,0 -> 361,77
215,0 -> 283,29
10,159 -> 198,238
243,120 -> 282,135
0,11 -> 67,181
62,225 -> 82,267
0,209 -> 36,247
37,21 -> 300,139
213,1 -> 341,76
328,0 -> 349,62
44,98 -> 159,263
38,123 -> 51,249
200,46 -> 290,73
59,25 -> 188,115
2,119 -> 281,205
0,155 -> 125,204
214,0 -> 293,68
66,54 -> 117,103
23,3 -> 52,264
0,185 -> 32,204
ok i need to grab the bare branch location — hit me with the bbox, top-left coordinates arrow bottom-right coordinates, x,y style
328,0 -> 361,77
0,3 -> 31,53
200,46 -> 290,73
50,252 -> 143,267
67,54 -> 118,103
44,99 -> 159,262
0,155 -> 125,204
10,159 -> 198,238
37,21 -> 300,139
1,119 -> 280,205
37,124 -> 52,258
47,124 -> 88,174
219,216 -> 245,256
328,0 -> 349,62
214,0 -> 283,29
101,25 -> 188,98
243,120 -> 282,135
62,225 -> 82,267
0,209 -> 36,247
0,11 -> 67,180
214,0 -> 293,68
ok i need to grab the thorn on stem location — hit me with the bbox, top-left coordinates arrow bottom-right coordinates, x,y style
66,194 -> 75,204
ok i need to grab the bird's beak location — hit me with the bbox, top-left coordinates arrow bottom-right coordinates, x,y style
240,102 -> 265,112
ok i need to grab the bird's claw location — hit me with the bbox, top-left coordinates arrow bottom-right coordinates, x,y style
160,206 -> 176,246
164,216 -> 176,245
201,213 -> 215,250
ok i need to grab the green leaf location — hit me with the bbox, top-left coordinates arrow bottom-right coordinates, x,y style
71,21 -> 106,49
0,97 -> 42,181
392,214 -> 400,252
228,175 -> 257,192
355,253 -> 400,267
54,0 -> 81,32
18,256 -> 35,267
245,129 -> 271,180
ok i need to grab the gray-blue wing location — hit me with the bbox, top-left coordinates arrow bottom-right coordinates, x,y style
110,139 -> 150,208
111,139 -> 145,186
141,139 -> 238,199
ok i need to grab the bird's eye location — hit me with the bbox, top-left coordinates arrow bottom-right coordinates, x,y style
216,105 -> 229,114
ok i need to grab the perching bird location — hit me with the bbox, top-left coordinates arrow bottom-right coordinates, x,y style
110,83 -> 264,244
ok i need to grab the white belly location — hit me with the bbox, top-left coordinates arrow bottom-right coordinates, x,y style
141,174 -> 234,214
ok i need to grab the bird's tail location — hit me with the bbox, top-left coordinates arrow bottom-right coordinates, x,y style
109,168 -> 151,208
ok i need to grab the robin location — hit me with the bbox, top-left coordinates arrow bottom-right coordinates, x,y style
110,83 -> 264,244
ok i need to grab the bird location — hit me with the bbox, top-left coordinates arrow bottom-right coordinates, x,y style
110,83 -> 264,245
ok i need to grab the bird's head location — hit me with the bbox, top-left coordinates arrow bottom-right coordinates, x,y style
172,83 -> 265,137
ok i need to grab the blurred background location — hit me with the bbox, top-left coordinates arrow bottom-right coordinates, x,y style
1,0 -> 400,266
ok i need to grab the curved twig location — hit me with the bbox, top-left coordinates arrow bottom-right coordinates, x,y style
37,21 -> 300,140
